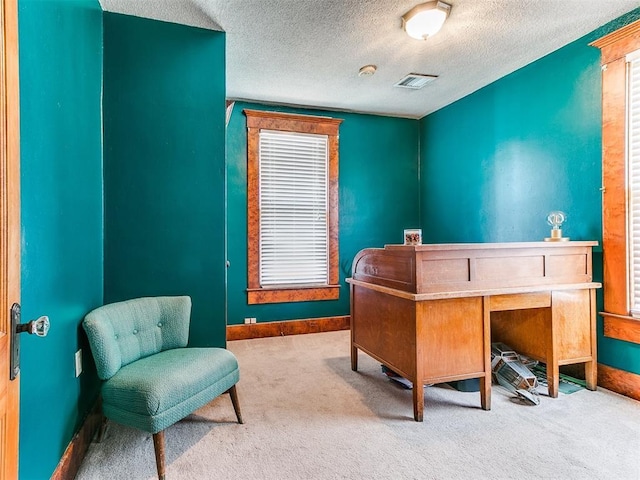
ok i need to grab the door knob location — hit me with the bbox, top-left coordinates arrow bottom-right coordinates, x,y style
10,303 -> 50,380
16,315 -> 50,337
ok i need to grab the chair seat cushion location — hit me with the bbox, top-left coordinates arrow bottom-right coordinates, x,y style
102,347 -> 239,433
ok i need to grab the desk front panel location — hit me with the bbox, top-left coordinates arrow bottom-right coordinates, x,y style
417,296 -> 486,381
351,285 -> 487,384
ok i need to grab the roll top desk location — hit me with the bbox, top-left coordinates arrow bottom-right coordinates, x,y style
346,241 -> 600,421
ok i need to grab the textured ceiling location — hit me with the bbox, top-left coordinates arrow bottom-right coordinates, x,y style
100,0 -> 639,119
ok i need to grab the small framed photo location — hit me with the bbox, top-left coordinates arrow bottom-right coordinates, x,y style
404,228 -> 422,245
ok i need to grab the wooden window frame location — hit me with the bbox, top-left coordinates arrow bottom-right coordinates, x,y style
244,109 -> 342,304
592,20 -> 640,343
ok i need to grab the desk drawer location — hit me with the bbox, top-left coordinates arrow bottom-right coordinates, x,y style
490,292 -> 551,311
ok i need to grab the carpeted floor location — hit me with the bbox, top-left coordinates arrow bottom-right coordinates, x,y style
76,331 -> 640,480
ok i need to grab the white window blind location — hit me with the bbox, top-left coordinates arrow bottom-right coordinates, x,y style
258,129 -> 329,287
627,50 -> 640,317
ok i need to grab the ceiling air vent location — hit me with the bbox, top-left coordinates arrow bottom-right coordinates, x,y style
394,73 -> 438,89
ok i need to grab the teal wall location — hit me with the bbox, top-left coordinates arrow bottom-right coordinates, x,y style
14,3 -> 640,477
103,13 -> 227,347
420,9 -> 640,375
18,0 -> 104,478
420,42 -> 605,243
226,102 -> 420,325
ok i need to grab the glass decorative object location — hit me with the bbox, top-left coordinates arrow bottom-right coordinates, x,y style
544,211 -> 569,242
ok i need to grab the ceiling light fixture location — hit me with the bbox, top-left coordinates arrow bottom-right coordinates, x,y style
402,1 -> 452,40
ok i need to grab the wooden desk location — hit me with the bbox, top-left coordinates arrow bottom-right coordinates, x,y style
346,242 -> 600,421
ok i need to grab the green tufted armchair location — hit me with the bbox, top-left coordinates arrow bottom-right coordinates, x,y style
83,296 -> 243,479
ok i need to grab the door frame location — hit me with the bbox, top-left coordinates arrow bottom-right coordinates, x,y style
1,0 -> 21,476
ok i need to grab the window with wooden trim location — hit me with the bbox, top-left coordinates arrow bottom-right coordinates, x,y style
244,109 -> 342,304
628,50 -> 640,318
592,20 -> 640,343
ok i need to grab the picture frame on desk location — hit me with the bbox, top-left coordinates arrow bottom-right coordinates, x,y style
404,228 -> 422,245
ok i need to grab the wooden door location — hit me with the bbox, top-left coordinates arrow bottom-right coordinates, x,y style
0,0 -> 21,477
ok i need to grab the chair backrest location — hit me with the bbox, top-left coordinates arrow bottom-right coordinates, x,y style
83,296 -> 191,380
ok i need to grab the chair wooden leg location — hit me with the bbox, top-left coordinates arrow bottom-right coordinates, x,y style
228,385 -> 244,424
96,415 -> 108,443
152,431 -> 166,480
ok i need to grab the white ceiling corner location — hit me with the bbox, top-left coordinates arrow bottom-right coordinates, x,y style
99,0 -> 223,31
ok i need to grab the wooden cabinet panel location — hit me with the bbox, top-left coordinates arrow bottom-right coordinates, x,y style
476,255 -> 544,281
351,286 -> 417,379
490,292 -> 550,311
419,297 -> 485,379
421,258 -> 469,284
546,254 -> 589,277
553,289 -> 593,361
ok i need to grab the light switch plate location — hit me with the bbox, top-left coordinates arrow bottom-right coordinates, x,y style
75,349 -> 83,377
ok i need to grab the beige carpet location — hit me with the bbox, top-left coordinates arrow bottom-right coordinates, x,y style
76,331 -> 640,480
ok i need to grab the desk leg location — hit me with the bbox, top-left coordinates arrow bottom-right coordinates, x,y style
350,305 -> 358,372
547,368 -> 559,398
413,384 -> 424,422
546,343 -> 559,398
351,344 -> 358,371
547,334 -> 559,398
481,297 -> 491,410
585,290 -> 598,391
548,292 -> 560,398
585,361 -> 597,391
480,376 -> 491,410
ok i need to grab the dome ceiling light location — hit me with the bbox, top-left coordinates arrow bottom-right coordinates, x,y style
402,1 -> 452,40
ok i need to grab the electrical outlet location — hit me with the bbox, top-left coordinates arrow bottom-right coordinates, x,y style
244,318 -> 252,324
250,317 -> 257,324
75,349 -> 83,377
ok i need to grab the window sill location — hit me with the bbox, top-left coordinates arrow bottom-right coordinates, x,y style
247,285 -> 340,305
601,311 -> 640,344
